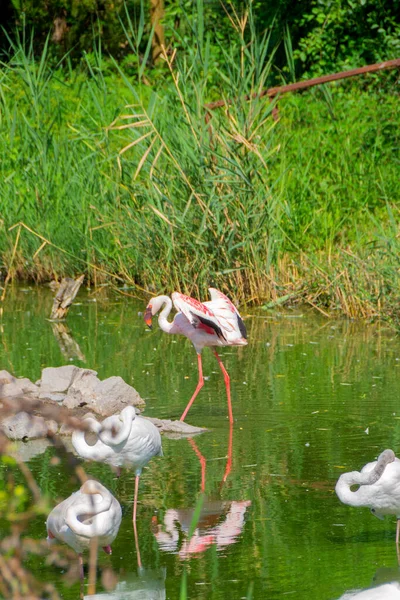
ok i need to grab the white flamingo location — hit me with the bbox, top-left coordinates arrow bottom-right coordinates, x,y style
335,449 -> 400,542
46,480 -> 121,579
144,288 -> 247,423
72,406 -> 163,522
337,582 -> 400,599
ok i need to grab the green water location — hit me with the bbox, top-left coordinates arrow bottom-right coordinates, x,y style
2,285 -> 400,599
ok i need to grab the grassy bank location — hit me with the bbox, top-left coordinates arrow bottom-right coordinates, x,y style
0,27 -> 399,321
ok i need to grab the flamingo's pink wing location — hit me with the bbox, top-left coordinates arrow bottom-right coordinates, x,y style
206,288 -> 247,340
171,292 -> 227,340
208,288 -> 238,313
214,501 -> 251,548
182,533 -> 215,556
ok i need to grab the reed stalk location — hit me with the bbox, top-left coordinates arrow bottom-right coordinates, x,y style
0,4 -> 398,323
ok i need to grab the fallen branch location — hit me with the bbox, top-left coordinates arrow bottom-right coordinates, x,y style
204,57 -> 400,113
50,275 -> 85,320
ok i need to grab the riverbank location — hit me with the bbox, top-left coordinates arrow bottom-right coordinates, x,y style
0,44 -> 399,322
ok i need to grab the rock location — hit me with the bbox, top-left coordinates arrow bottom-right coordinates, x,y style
41,392 -> 66,403
59,422 -> 75,435
62,371 -> 102,410
0,370 -> 14,385
19,378 -> 40,395
10,439 -> 51,462
145,417 -> 207,436
63,373 -> 145,416
39,365 -> 95,400
0,370 -> 39,398
46,420 -> 59,435
1,412 -> 59,440
93,376 -> 145,415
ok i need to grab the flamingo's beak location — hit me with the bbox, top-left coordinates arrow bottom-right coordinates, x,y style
151,515 -> 160,534
144,305 -> 153,329
102,545 -> 112,555
46,530 -> 56,547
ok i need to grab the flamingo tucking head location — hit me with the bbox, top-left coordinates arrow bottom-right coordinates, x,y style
144,304 -> 153,329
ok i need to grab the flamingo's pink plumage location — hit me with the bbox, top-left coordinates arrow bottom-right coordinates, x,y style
144,288 -> 247,423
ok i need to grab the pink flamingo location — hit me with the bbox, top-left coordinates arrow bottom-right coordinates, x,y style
144,288 -> 247,423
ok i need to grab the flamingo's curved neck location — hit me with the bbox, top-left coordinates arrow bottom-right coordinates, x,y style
99,409 -> 134,447
335,471 -> 367,507
65,487 -> 112,538
335,450 -> 395,508
156,296 -> 175,333
71,419 -> 107,459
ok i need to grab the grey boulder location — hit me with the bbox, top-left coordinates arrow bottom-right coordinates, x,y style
0,370 -> 39,398
1,412 -> 58,440
39,366 -> 96,402
63,372 -> 145,416
146,416 -> 207,436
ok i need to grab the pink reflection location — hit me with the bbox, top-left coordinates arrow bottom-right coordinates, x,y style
153,418 -> 250,559
153,500 -> 251,559
187,420 -> 234,493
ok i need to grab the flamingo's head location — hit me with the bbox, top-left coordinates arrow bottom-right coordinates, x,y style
144,302 -> 153,329
144,296 -> 169,328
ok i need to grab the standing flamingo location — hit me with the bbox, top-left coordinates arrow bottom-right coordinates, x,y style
144,288 -> 247,423
72,406 -> 163,523
335,449 -> 400,543
46,480 -> 122,580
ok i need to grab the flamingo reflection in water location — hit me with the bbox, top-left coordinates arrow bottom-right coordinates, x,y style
153,499 -> 251,559
46,480 -> 121,580
153,423 -> 251,559
72,406 -> 163,523
83,567 -> 167,600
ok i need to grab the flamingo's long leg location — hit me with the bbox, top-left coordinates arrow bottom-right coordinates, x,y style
188,437 -> 206,493
133,519 -> 142,569
213,350 -> 233,424
133,474 -> 140,523
78,553 -> 84,581
221,421 -> 233,487
397,519 -> 400,545
180,353 -> 204,422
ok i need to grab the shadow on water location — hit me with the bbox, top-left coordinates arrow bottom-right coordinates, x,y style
3,286 -> 400,598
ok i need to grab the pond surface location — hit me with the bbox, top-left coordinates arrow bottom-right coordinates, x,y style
2,285 -> 400,599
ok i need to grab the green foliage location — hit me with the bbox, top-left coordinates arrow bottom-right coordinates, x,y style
0,455 -> 52,520
0,454 -> 28,516
293,0 -> 400,75
2,0 -> 399,79
0,3 -> 399,313
7,0 -> 136,57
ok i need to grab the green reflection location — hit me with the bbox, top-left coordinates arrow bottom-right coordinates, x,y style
1,286 -> 400,599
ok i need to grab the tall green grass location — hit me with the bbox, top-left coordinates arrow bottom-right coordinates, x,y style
0,4 -> 399,319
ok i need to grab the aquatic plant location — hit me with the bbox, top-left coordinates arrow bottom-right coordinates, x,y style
0,4 -> 399,322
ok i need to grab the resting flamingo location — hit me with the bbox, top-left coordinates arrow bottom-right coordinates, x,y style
72,406 -> 163,522
335,449 -> 400,543
337,582 -> 400,599
46,480 -> 121,580
144,288 -> 247,423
